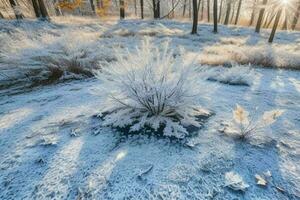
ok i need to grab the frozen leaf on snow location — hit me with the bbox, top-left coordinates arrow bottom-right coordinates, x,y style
255,174 -> 267,186
261,110 -> 284,126
225,171 -> 249,192
233,104 -> 249,126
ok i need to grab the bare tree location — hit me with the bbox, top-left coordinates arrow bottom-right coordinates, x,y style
140,0 -> 144,19
183,0 -> 187,16
249,0 -> 257,26
134,0 -> 137,16
37,0 -> 49,19
234,0 -> 242,25
255,0 -> 268,33
213,0 -> 218,32
224,0 -> 231,25
269,8 -> 282,43
292,2 -> 300,30
153,0 -> 160,18
191,0 -> 198,34
89,0 -> 95,14
207,0 -> 210,22
120,0 -> 125,19
218,0 -> 223,22
201,0 -> 205,20
9,0 -> 23,19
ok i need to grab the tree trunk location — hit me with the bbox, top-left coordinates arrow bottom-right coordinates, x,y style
9,0 -> 23,19
269,8 -> 282,43
201,0 -> 204,20
230,1 -> 235,23
171,0 -> 175,18
249,0 -> 257,26
134,0 -> 137,16
37,0 -> 49,19
213,0 -> 218,32
234,0 -> 242,25
89,0 -> 95,14
153,0 -> 160,18
183,0 -> 187,16
224,1 -> 231,25
262,11 -> 270,28
189,0 -> 192,18
266,13 -> 276,28
191,0 -> 198,34
291,3 -> 300,30
31,0 -> 41,18
120,0 -> 125,19
282,15 -> 288,30
218,0 -> 223,22
207,0 -> 210,22
140,0 -> 144,19
255,0 -> 268,33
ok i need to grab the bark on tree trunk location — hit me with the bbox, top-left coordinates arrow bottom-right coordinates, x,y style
207,0 -> 210,22
234,0 -> 242,25
282,15 -> 288,30
224,1 -> 231,25
31,0 -> 41,18
134,0 -> 137,16
120,0 -> 125,19
249,0 -> 257,26
191,0 -> 198,34
37,0 -> 49,19
89,0 -> 95,14
9,0 -> 23,19
291,3 -> 300,30
183,0 -> 187,16
269,8 -> 282,43
218,0 -> 223,22
171,0 -> 175,18
189,0 -> 192,18
201,0 -> 204,20
140,0 -> 144,19
230,1 -> 235,23
152,0 -> 160,18
213,0 -> 218,32
255,0 -> 268,33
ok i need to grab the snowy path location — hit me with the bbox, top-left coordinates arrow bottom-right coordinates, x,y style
0,67 -> 300,199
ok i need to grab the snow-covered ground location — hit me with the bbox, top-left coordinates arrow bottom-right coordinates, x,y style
0,17 -> 300,199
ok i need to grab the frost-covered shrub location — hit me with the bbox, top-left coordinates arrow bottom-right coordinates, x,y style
96,39 -> 210,139
221,105 -> 284,139
200,45 -> 300,69
205,65 -> 255,86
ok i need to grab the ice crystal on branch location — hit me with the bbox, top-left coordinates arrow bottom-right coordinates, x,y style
96,39 -> 210,139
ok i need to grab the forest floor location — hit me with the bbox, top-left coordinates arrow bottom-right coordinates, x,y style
0,17 -> 300,199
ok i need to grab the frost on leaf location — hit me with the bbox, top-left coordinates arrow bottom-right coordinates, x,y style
225,171 -> 249,192
95,39 -> 210,139
222,104 -> 284,140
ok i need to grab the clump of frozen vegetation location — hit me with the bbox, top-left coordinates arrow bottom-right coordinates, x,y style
221,105 -> 284,140
225,171 -> 249,192
201,45 -> 300,70
96,39 -> 210,139
205,65 -> 255,86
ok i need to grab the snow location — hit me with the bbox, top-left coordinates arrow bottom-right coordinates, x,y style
0,17 -> 300,199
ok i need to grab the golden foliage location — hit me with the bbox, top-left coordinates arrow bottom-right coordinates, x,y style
56,0 -> 82,10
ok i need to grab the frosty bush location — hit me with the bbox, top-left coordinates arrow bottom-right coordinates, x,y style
96,39 -> 210,139
221,104 -> 284,139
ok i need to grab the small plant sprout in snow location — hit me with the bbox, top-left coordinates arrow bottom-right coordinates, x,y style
221,104 -> 284,140
96,39 -> 210,139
